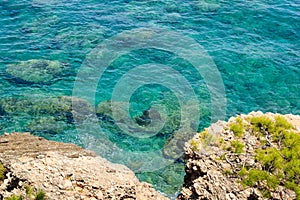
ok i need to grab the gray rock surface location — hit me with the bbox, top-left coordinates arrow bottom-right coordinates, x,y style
0,132 -> 168,200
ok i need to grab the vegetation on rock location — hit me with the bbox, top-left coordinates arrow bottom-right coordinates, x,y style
229,117 -> 244,138
4,186 -> 45,200
34,189 -> 46,200
6,195 -> 23,200
239,115 -> 300,199
229,140 -> 244,154
0,162 -> 5,181
185,113 -> 300,199
189,129 -> 215,152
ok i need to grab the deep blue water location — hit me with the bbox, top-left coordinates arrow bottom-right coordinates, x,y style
0,0 -> 299,198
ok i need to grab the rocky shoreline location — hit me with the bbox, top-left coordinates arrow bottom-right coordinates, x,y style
0,133 -> 167,200
0,112 -> 299,200
178,112 -> 300,200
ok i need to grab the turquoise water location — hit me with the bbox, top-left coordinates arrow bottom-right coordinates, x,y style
0,0 -> 299,198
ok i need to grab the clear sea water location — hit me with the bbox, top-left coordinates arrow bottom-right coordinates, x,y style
0,0 -> 299,198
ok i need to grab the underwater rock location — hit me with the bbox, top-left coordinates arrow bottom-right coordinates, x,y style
0,95 -> 93,135
54,24 -> 104,51
165,4 -> 190,14
95,95 -> 204,137
0,95 -> 93,122
112,28 -> 155,49
163,128 -> 197,159
137,163 -> 186,197
96,100 -> 129,122
96,101 -> 160,137
135,109 -> 162,126
194,0 -> 220,12
96,100 -> 114,117
26,116 -> 70,134
59,96 -> 94,123
0,96 -> 53,116
135,109 -> 152,126
96,99 -> 180,136
6,59 -> 63,83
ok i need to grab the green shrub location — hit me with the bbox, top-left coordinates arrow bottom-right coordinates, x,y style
229,117 -> 244,138
24,186 -> 46,200
230,140 -> 244,154
218,153 -> 226,160
189,130 -> 216,152
230,123 -> 243,138
189,139 -> 200,152
238,167 -> 247,177
25,185 -> 35,198
274,116 -> 293,130
242,169 -> 279,190
0,162 -> 5,181
35,189 -> 45,200
250,116 -> 274,134
260,189 -> 272,199
240,115 -> 300,199
224,169 -> 233,175
216,137 -> 225,148
285,181 -> 300,200
272,116 -> 293,142
256,147 -> 284,171
200,130 -> 215,147
5,195 -> 23,200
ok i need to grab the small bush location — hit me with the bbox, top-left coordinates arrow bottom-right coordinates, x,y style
242,169 -> 279,189
224,169 -> 233,175
230,140 -> 244,154
272,116 -> 293,142
218,153 -> 226,160
189,130 -> 216,152
285,181 -> 300,200
35,189 -> 45,200
274,116 -> 293,130
25,185 -> 35,198
5,195 -> 23,200
189,139 -> 200,152
216,137 -> 225,148
199,130 -> 215,147
255,148 -> 284,171
250,116 -> 274,134
240,115 -> 300,199
24,186 -> 46,200
238,168 -> 247,177
229,117 -> 244,138
0,162 -> 5,181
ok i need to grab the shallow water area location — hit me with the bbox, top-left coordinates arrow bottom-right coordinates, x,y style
0,0 -> 299,198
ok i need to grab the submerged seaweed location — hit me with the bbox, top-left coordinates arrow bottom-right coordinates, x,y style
6,59 -> 63,84
0,95 -> 93,134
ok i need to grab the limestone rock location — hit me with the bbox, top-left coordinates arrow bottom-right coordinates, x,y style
0,133 -> 167,200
